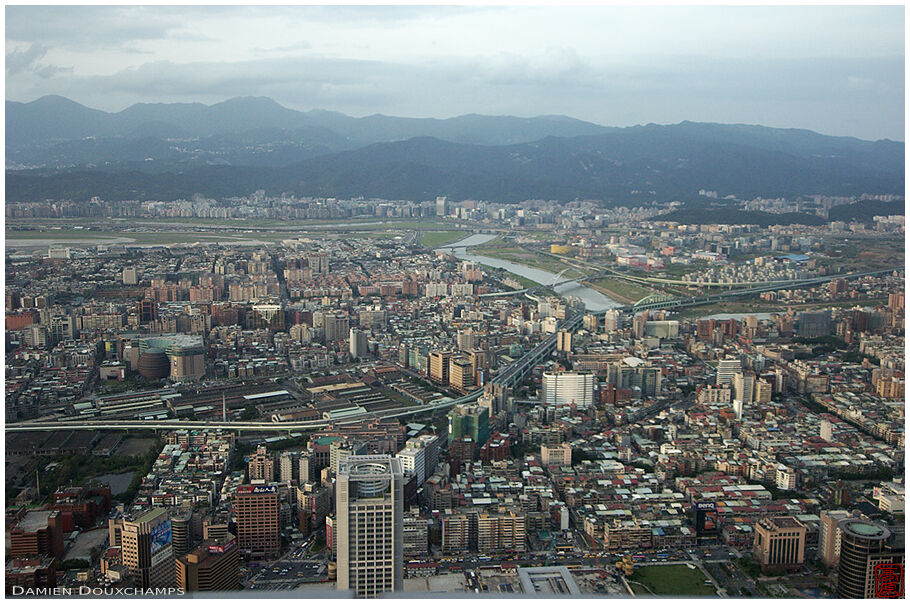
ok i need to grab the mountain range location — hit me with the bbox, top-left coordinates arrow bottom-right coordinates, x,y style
5,95 -> 905,205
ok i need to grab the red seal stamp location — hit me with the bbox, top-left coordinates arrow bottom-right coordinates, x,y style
874,562 -> 904,598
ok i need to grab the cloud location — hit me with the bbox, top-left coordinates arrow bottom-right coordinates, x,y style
6,42 -> 49,75
6,42 -> 72,79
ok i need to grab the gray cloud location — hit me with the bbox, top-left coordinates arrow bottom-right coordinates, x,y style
4,6 -> 904,140
6,42 -> 49,75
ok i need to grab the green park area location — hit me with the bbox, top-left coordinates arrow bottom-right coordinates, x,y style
629,564 -> 716,596
418,230 -> 468,248
589,277 -> 655,304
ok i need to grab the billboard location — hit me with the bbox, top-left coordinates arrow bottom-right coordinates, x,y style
237,484 -> 278,495
208,538 -> 237,555
695,501 -> 718,541
150,519 -> 172,555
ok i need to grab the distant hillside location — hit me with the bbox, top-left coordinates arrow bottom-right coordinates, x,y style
828,200 -> 905,222
658,206 -> 826,226
5,97 -> 905,204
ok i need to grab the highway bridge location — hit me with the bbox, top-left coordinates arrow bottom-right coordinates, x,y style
5,268 -> 896,435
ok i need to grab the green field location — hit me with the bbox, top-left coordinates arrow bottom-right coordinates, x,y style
630,564 -> 716,596
589,277 -> 655,304
418,230 -> 468,248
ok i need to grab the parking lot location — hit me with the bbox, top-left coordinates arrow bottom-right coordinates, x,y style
247,560 -> 327,591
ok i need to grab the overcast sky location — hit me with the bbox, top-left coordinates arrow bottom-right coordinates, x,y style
5,5 -> 905,140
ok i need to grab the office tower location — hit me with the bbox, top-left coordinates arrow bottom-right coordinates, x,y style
818,510 -> 852,568
798,310 -> 832,337
121,508 -> 175,589
436,196 -> 448,217
396,446 -> 426,486
632,312 -> 647,339
176,535 -> 240,592
837,519 -> 904,598
279,451 -> 299,484
557,330 -> 572,353
429,351 -> 452,384
733,371 -> 756,405
733,399 -> 744,421
349,328 -> 368,359
457,329 -> 475,352
448,356 -> 474,391
308,254 -> 330,275
138,298 -> 158,324
122,267 -> 138,285
171,508 -> 193,558
9,511 -> 64,560
324,313 -> 350,343
540,371 -> 595,409
603,309 -> 621,332
248,445 -> 275,482
753,517 -> 807,571
336,455 -> 404,598
448,404 -> 490,448
299,452 -> 314,485
402,511 -> 429,558
754,379 -> 772,403
716,357 -> 741,386
582,314 -> 599,332
540,443 -> 572,467
235,485 -> 280,559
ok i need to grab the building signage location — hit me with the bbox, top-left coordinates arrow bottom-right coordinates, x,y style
208,538 -> 237,554
150,519 -> 172,554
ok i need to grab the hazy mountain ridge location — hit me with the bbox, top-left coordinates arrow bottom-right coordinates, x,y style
5,95 -> 904,204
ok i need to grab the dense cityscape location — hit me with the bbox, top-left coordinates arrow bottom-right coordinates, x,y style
5,4 -> 906,601
4,190 -> 905,598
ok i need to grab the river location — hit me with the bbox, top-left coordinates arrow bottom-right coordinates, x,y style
438,233 -> 620,311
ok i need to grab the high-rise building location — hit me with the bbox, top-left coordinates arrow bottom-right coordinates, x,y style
798,311 -> 832,338
171,508 -> 194,558
349,328 -> 368,359
456,329 -> 475,352
429,351 -> 452,384
234,485 -> 280,559
836,519 -> 904,598
138,299 -> 158,324
123,267 -> 139,286
336,455 -> 404,598
733,371 -> 756,405
402,510 -> 429,559
298,452 -> 314,485
448,404 -> 489,448
818,510 -> 851,568
279,451 -> 299,484
248,445 -> 275,482
540,443 -> 572,467
753,516 -> 807,571
716,357 -> 741,386
121,508 -> 175,589
448,356 -> 475,391
324,313 -> 350,343
176,535 -> 240,592
556,330 -> 572,353
436,196 -> 448,217
540,371 -> 595,409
